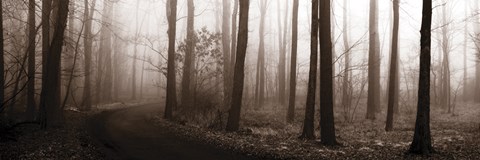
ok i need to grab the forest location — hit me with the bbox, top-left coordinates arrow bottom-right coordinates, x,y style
0,0 -> 479,159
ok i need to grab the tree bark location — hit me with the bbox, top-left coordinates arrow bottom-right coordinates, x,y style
39,0 -> 70,128
0,0 -> 4,108
409,0 -> 433,154
26,0 -> 37,120
300,0 -> 317,140
386,0 -> 400,132
181,0 -> 195,109
341,0 -> 351,121
287,0 -> 299,123
255,0 -> 266,109
367,0 -> 381,120
165,0 -> 178,120
226,0 -> 249,132
132,1 -> 140,100
319,0 -> 337,146
82,0 -> 96,111
102,1 -> 113,103
222,0 -> 232,109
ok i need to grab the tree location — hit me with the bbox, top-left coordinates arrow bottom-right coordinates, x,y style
300,0 -> 317,140
386,0 -> 400,132
181,0 -> 195,108
0,0 -> 4,108
165,0 -> 178,120
319,0 -> 337,146
367,0 -> 381,120
476,0 -> 480,103
222,0 -> 231,108
101,1 -> 114,103
286,0 -> 299,123
26,0 -> 36,120
82,0 -> 96,111
132,0 -> 140,100
226,0 -> 249,132
39,0 -> 70,128
440,0 -> 451,112
409,0 -> 433,154
341,0 -> 352,121
255,0 -> 266,109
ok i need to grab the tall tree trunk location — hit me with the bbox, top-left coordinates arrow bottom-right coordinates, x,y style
441,0 -> 450,112
386,0 -> 400,132
181,0 -> 195,109
409,0 -> 433,154
0,0 -> 4,108
367,0 -> 381,120
40,0 -> 52,119
319,0 -> 337,146
165,0 -> 178,120
231,0 -> 238,71
255,0 -> 266,109
82,0 -> 95,111
26,0 -> 37,121
464,1 -> 468,101
132,1 -> 140,100
341,0 -> 351,121
475,0 -> 480,103
226,0 -> 249,132
222,0 -> 231,109
39,0 -> 70,128
277,1 -> 286,106
102,1 -> 113,103
300,0 -> 318,140
287,0 -> 299,123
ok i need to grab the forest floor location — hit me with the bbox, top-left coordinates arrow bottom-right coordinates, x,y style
0,101 -> 146,159
152,102 -> 480,160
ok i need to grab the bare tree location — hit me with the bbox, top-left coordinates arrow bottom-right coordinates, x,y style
367,0 -> 381,120
409,0 -> 433,154
165,0 -> 178,120
386,0 -> 400,132
222,0 -> 231,108
341,0 -> 351,121
181,0 -> 195,108
26,0 -> 36,120
319,0 -> 337,146
300,0 -> 317,140
255,0 -> 267,109
287,0 -> 299,123
226,0 -> 249,132
39,0 -> 70,128
82,0 -> 96,111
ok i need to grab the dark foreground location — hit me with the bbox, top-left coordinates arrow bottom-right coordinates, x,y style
88,104 -> 253,160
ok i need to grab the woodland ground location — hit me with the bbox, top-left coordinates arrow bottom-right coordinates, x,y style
0,101 -> 479,159
154,102 -> 480,160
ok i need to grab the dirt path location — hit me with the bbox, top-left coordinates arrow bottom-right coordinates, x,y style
88,104 -> 252,160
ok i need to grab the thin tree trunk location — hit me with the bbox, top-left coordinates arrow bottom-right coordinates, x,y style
226,0 -> 249,132
287,0 -> 299,123
341,0 -> 351,121
40,0 -> 52,118
0,0 -> 4,108
464,1 -> 468,101
181,0 -> 195,109
132,1 -> 140,100
255,0 -> 266,109
441,0 -> 450,112
231,0 -> 238,72
165,0 -> 178,120
300,0 -> 317,140
386,0 -> 400,132
82,0 -> 96,111
222,0 -> 231,109
409,0 -> 433,154
26,0 -> 36,120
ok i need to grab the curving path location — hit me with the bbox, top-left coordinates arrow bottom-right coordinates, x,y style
88,104 -> 252,160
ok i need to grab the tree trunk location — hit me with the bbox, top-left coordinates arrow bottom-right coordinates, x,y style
409,0 -> 433,154
40,0 -> 52,118
26,0 -> 37,121
231,0 -> 238,72
386,0 -> 399,132
319,0 -> 337,146
287,0 -> 299,123
255,0 -> 266,109
102,1 -> 113,103
82,0 -> 95,111
132,1 -> 140,100
181,0 -> 195,109
300,0 -> 317,140
39,0 -> 70,128
0,0 -> 4,108
226,0 -> 249,132
165,0 -> 178,120
222,0 -> 232,109
341,0 -> 351,121
441,0 -> 450,112
475,0 -> 480,103
367,0 -> 381,120
464,1 -> 468,101
277,1 -> 286,107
